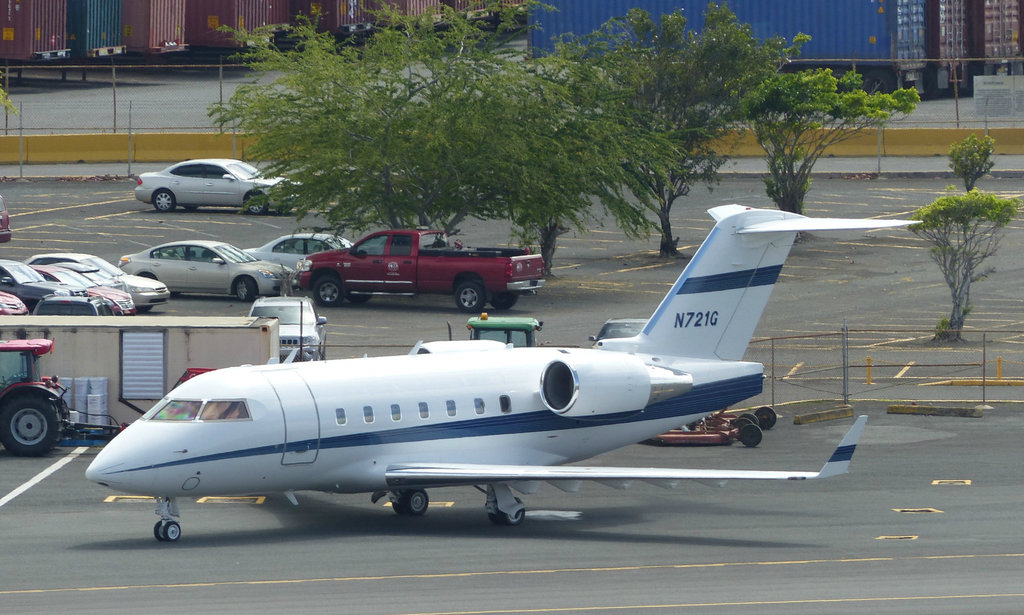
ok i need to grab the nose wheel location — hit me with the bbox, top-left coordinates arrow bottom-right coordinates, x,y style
153,496 -> 181,542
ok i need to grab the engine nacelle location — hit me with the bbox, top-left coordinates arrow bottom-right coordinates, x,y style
539,352 -> 692,418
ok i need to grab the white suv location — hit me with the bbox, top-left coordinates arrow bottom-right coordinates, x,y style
248,296 -> 327,361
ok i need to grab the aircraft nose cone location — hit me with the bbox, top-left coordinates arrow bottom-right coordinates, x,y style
85,450 -> 123,487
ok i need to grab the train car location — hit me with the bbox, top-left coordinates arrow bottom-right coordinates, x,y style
0,0 -> 68,61
528,0 -> 928,93
184,0 -> 290,48
67,0 -> 124,58
121,0 -> 187,55
289,1 -> 442,34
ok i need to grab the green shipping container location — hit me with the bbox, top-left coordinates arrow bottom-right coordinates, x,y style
67,0 -> 124,58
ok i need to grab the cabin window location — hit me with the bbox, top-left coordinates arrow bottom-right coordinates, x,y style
335,408 -> 347,425
446,400 -> 456,417
199,400 -> 250,421
474,398 -> 485,415
500,395 -> 511,414
363,405 -> 374,424
391,403 -> 401,421
146,399 -> 202,421
418,402 -> 429,419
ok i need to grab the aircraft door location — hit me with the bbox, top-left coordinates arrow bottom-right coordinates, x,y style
262,369 -> 321,465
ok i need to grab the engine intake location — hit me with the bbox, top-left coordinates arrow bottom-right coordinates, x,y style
539,354 -> 691,418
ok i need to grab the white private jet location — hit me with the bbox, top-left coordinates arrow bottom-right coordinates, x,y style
86,205 -> 908,542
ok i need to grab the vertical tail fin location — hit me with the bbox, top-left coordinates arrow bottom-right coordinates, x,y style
597,205 -> 911,360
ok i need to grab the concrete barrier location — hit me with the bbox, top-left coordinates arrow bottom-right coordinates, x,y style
3,128 -> 1024,165
792,405 -> 854,424
887,404 -> 984,417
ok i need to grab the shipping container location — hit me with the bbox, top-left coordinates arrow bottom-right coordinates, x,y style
924,0 -> 968,93
529,0 -> 928,92
0,0 -> 68,61
121,0 -> 186,55
67,0 -> 124,57
185,0 -> 290,48
967,0 -> 1021,69
290,0 -> 441,33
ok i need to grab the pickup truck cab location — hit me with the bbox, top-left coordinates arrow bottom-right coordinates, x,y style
297,229 -> 545,312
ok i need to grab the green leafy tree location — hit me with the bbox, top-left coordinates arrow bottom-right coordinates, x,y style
949,133 -> 995,191
744,69 -> 919,215
910,189 -> 1020,341
575,4 -> 795,256
212,2 -> 640,274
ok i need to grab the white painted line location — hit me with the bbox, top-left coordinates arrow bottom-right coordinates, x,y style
0,447 -> 88,508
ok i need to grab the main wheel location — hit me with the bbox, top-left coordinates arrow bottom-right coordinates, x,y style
312,275 -> 344,308
393,489 -> 429,516
754,406 -> 777,430
232,276 -> 258,301
152,189 -> 177,212
454,280 -> 485,313
489,292 -> 519,310
0,398 -> 61,457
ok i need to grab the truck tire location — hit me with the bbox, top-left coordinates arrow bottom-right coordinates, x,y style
454,280 -> 485,313
489,292 -> 518,310
0,397 -> 61,457
313,275 -> 345,308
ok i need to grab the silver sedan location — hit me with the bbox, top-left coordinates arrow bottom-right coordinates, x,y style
244,232 -> 352,269
134,158 -> 284,214
118,240 -> 291,301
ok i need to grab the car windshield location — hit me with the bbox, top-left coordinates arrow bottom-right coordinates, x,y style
80,256 -> 123,277
44,269 -> 96,288
325,236 -> 349,249
215,244 -> 258,264
225,161 -> 261,180
4,263 -> 46,284
250,303 -> 315,325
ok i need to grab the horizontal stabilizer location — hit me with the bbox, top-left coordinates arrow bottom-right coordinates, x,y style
385,415 -> 868,488
739,217 -> 913,234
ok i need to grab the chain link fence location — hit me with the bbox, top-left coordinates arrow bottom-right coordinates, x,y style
742,328 -> 1024,408
3,63 -> 1024,135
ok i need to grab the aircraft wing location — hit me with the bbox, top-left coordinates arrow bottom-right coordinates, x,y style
386,415 -> 867,491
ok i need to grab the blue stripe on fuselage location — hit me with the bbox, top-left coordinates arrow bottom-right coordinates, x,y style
103,373 -> 764,474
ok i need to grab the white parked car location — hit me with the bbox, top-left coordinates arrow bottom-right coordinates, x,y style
244,233 -> 352,269
119,240 -> 291,301
25,252 -> 170,312
248,296 -> 327,361
134,158 -> 284,215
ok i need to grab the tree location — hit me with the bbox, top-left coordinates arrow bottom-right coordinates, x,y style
211,2 -> 640,274
576,4 -> 794,256
949,133 -> 995,191
744,69 -> 919,215
910,189 -> 1020,341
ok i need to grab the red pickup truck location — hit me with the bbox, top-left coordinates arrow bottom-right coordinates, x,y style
297,229 -> 545,312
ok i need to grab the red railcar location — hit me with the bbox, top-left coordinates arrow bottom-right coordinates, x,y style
122,0 -> 187,55
184,0 -> 290,48
0,0 -> 68,61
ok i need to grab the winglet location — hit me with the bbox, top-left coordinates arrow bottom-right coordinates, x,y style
812,415 -> 868,479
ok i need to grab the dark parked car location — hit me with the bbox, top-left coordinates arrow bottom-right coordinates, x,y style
0,259 -> 86,310
0,194 -> 11,243
33,295 -> 114,316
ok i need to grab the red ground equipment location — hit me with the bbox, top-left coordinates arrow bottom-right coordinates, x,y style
644,406 -> 778,448
0,339 -> 71,456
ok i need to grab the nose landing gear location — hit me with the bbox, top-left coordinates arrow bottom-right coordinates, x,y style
153,496 -> 181,542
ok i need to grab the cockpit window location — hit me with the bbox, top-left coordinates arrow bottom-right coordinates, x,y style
145,399 -> 202,421
199,400 -> 250,421
143,399 -> 250,421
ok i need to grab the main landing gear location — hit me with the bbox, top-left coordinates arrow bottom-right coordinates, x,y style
377,484 -> 527,526
153,496 -> 181,542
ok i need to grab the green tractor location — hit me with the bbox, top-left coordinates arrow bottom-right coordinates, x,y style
465,313 -> 542,348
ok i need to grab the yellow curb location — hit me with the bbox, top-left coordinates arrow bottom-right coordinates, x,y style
886,404 -> 983,417
793,406 -> 854,425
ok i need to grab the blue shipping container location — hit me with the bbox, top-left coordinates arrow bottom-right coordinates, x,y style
529,0 -> 926,66
67,0 -> 123,57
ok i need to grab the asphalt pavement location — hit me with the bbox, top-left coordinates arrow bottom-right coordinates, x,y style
4,154 -> 1024,181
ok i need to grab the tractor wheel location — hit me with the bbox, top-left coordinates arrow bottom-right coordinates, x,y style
0,397 -> 61,456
